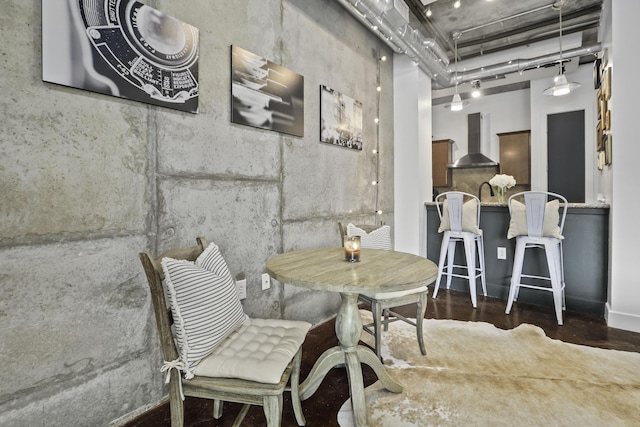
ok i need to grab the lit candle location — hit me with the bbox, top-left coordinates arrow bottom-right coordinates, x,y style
344,235 -> 361,262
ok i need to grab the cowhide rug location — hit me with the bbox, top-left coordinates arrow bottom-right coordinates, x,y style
338,312 -> 640,426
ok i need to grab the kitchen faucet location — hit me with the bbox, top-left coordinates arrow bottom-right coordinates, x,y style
478,181 -> 494,201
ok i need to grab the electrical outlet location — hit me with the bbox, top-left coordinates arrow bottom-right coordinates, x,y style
497,247 -> 507,260
261,273 -> 271,290
235,279 -> 247,300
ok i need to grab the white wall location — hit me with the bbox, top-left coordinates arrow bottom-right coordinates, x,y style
432,89 -> 530,168
432,64 -> 598,203
393,55 -> 432,256
393,0 -> 640,333
530,64 -> 597,201
418,70 -> 433,257
607,0 -> 640,332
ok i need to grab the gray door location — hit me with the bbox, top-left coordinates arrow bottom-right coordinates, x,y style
547,110 -> 585,202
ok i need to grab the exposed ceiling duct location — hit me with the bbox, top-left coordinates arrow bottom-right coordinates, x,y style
334,0 -> 451,87
335,0 -> 602,89
451,43 -> 601,87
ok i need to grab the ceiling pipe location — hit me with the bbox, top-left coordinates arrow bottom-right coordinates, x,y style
448,42 -> 601,88
334,0 -> 602,90
420,35 -> 449,66
334,0 -> 451,87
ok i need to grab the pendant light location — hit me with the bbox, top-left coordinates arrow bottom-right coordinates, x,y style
544,2 -> 580,96
450,34 -> 464,111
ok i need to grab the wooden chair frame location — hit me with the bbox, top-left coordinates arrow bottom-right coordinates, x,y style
139,237 -> 305,427
338,223 -> 427,357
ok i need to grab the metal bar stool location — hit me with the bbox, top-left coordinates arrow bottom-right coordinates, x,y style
433,191 -> 487,308
505,191 -> 568,325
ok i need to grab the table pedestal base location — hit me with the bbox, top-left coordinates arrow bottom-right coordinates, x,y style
299,293 -> 402,427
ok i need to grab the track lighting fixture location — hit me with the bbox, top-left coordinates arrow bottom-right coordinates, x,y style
471,80 -> 481,98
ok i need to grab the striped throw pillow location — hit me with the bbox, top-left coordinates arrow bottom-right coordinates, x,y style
195,242 -> 237,284
347,223 -> 392,250
161,245 -> 247,378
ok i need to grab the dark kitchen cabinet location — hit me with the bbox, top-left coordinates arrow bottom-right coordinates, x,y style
432,139 -> 453,187
498,131 -> 530,185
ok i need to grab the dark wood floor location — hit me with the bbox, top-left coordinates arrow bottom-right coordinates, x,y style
121,288 -> 640,427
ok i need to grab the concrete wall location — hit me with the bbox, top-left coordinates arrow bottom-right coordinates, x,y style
0,0 -> 394,425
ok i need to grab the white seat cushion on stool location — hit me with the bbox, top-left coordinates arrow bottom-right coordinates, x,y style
438,199 -> 480,234
507,199 -> 564,240
193,317 -> 311,384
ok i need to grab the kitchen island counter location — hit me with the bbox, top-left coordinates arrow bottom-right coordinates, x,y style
425,202 -> 609,316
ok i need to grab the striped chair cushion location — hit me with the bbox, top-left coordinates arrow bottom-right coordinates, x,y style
347,223 -> 392,250
161,243 -> 247,378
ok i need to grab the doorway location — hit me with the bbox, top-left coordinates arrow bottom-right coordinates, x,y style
547,110 -> 585,202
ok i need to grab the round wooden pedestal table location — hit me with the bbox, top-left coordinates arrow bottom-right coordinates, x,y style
266,247 -> 437,427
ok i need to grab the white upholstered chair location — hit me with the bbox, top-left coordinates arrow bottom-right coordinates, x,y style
505,191 -> 568,325
433,191 -> 487,308
338,222 -> 428,357
139,237 -> 311,427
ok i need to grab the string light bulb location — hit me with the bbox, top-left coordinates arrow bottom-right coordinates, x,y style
426,7 -> 432,17
373,46 -> 383,223
454,0 -> 461,8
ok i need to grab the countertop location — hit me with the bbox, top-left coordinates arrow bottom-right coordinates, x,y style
425,201 -> 610,209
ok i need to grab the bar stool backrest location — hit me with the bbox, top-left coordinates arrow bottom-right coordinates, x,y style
447,192 -> 465,233
525,192 -> 548,238
435,191 -> 480,234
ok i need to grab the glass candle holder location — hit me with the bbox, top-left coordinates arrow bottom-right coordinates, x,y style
344,235 -> 361,262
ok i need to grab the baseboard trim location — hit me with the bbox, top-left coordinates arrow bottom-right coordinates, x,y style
109,396 -> 169,427
605,303 -> 640,333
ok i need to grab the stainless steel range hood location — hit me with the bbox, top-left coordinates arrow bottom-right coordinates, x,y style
448,113 -> 499,169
